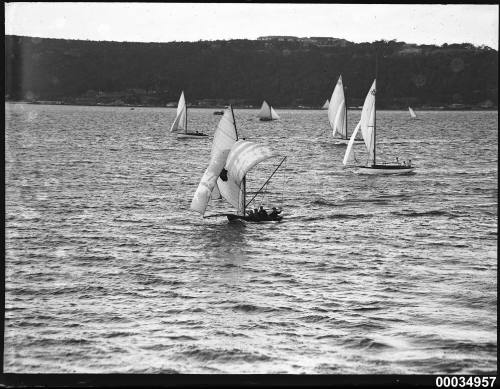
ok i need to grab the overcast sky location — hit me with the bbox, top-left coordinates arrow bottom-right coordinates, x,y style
5,3 -> 499,49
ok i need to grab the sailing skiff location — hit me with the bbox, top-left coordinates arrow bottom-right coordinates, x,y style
343,79 -> 415,175
191,106 -> 286,222
328,75 -> 364,145
257,101 -> 280,121
170,91 -> 208,138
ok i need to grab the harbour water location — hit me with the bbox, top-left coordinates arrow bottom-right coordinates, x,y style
4,103 -> 497,373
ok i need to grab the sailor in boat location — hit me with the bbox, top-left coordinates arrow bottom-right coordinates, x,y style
258,206 -> 268,219
269,207 -> 282,219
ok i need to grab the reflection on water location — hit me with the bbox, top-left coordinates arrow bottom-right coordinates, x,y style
194,219 -> 249,262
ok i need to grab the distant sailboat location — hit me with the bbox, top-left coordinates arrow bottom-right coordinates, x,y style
321,99 -> 330,109
258,100 -> 280,121
408,106 -> 417,118
328,75 -> 363,145
343,79 -> 415,175
170,91 -> 208,138
191,106 -> 286,222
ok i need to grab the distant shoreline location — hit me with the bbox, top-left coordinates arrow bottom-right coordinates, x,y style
5,100 -> 498,111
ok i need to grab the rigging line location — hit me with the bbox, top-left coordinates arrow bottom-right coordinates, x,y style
245,156 -> 287,209
281,158 -> 286,207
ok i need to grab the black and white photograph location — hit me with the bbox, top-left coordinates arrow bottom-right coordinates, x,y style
3,2 -> 498,383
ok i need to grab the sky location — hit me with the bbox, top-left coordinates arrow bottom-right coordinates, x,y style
5,3 -> 499,49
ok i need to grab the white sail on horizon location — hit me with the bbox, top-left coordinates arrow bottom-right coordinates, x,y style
409,106 -> 417,118
170,91 -> 187,133
322,99 -> 330,109
257,101 -> 271,119
328,75 -> 347,139
190,108 -> 238,215
258,100 -> 279,120
270,106 -> 280,120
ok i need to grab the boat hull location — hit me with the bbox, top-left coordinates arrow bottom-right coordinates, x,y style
358,165 -> 415,175
227,214 -> 283,222
177,132 -> 208,139
333,138 -> 364,145
259,118 -> 276,122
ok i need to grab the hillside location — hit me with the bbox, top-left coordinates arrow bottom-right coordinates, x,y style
5,35 -> 498,109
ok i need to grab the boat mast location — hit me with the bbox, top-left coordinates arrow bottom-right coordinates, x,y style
230,104 -> 238,140
184,91 -> 188,134
373,54 -> 378,166
230,104 -> 246,215
344,82 -> 348,140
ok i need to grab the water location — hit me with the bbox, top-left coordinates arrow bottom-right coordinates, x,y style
5,103 -> 497,374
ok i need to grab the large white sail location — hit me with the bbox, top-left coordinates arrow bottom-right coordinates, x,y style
359,79 -> 376,164
328,75 -> 347,138
270,106 -> 280,120
409,106 -> 417,118
218,140 -> 278,212
170,91 -> 187,133
190,108 -> 238,215
322,99 -> 330,109
257,101 -> 271,119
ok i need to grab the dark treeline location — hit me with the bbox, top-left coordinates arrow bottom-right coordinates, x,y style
5,35 -> 498,108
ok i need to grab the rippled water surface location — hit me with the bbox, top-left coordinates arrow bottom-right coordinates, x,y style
5,103 -> 497,373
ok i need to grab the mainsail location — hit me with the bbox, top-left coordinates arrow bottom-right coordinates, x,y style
328,75 -> 347,138
170,91 -> 187,133
218,140 -> 278,215
258,101 -> 271,119
342,79 -> 376,165
359,79 -> 376,165
409,107 -> 417,118
190,108 -> 238,215
322,99 -> 330,109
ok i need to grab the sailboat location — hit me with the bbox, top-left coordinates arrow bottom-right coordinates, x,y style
257,100 -> 280,121
191,106 -> 286,222
408,106 -> 417,118
328,75 -> 364,145
343,79 -> 415,175
321,99 -> 330,109
170,91 -> 208,138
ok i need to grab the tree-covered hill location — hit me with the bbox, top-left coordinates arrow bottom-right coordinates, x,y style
5,35 -> 498,108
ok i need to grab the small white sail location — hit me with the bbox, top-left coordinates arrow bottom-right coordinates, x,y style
322,99 -> 330,109
359,79 -> 376,164
409,106 -> 417,118
257,101 -> 272,119
342,122 -> 361,165
328,75 -> 347,138
170,91 -> 187,133
190,108 -> 238,215
270,106 -> 280,120
218,140 -> 278,211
